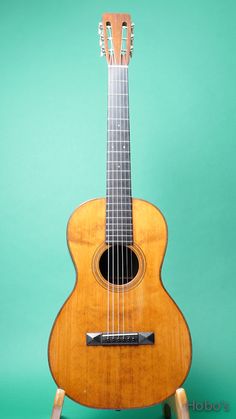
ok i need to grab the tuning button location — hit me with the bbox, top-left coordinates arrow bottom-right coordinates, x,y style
100,47 -> 106,57
98,22 -> 103,35
130,44 -> 134,57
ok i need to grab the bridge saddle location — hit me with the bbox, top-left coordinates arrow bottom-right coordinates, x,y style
86,332 -> 154,346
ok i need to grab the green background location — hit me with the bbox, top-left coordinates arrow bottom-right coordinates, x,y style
0,0 -> 235,418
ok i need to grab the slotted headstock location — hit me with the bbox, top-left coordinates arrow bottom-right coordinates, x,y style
98,13 -> 134,65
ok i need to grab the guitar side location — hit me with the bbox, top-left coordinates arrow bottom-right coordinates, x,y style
48,198 -> 192,409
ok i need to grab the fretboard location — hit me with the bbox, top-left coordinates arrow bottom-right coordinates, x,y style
106,65 -> 133,245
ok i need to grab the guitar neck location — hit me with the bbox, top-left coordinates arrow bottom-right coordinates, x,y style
106,65 -> 133,245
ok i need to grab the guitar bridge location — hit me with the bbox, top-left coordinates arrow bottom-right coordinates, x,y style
86,332 -> 154,346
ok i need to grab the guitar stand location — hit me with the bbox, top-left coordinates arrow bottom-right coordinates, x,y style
51,387 -> 190,419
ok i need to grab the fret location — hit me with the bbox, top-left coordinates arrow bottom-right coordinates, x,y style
107,201 -> 132,205
107,160 -> 131,163
108,79 -> 128,82
107,213 -> 132,217
106,236 -> 133,239
106,229 -> 132,231
107,162 -> 131,165
106,233 -> 133,235
106,240 -> 133,244
106,205 -> 131,209
106,217 -> 132,219
108,64 -> 128,67
108,106 -> 129,108
108,146 -> 130,152
107,188 -> 131,190
106,210 -> 132,213
107,179 -> 131,182
107,179 -> 131,183
106,235 -> 133,238
106,185 -> 131,190
106,225 -> 133,228
106,203 -> 132,205
106,227 -> 133,229
106,223 -> 132,230
107,238 -> 133,241
107,165 -> 131,171
106,228 -> 132,231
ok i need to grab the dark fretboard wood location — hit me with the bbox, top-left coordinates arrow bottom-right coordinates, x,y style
106,65 -> 133,244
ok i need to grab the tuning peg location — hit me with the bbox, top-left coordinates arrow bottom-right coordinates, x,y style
100,46 -> 106,57
98,22 -> 103,35
131,23 -> 134,33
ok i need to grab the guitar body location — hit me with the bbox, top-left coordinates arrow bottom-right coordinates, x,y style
48,198 -> 192,409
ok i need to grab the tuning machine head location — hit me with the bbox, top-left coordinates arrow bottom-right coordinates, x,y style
98,14 -> 133,64
98,22 -> 106,56
130,23 -> 134,56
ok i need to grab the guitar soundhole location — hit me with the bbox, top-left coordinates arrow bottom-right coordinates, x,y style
99,245 -> 139,285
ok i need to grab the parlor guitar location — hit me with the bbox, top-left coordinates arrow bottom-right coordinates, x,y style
48,13 -> 192,409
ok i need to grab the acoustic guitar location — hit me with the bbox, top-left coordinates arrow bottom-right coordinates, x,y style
48,13 -> 192,409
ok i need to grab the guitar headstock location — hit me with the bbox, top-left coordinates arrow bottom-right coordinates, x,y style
98,13 -> 134,65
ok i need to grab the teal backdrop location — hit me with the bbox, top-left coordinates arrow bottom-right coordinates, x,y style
0,1 -> 235,418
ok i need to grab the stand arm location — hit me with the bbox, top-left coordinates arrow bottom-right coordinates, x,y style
163,388 -> 190,419
51,388 -> 65,419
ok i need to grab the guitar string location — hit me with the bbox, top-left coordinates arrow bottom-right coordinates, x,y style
126,65 -> 133,332
117,61 -> 122,336
111,36 -> 116,336
107,56 -> 110,335
115,64 -> 120,335
121,65 -> 125,337
123,65 -> 128,336
125,66 -> 130,334
108,26 -> 114,336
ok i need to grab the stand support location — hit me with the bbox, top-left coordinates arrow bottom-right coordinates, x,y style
51,387 -> 190,418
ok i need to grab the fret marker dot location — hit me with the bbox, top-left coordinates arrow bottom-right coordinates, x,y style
123,145 -> 125,149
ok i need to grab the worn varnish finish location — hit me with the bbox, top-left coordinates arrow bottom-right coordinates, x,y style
48,198 -> 192,409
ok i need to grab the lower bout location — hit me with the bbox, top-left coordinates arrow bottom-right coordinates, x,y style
49,334 -> 191,409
